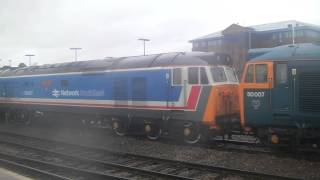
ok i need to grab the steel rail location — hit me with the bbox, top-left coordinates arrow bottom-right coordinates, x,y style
0,131 -> 300,180
0,152 -> 127,180
0,139 -> 193,180
0,157 -> 71,180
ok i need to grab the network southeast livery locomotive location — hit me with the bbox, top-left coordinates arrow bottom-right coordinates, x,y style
241,43 -> 320,147
0,52 -> 239,144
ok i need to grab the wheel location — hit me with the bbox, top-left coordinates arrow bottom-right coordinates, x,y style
7,110 -> 21,125
183,124 -> 201,144
13,110 -> 32,126
145,124 -> 162,140
112,120 -> 127,136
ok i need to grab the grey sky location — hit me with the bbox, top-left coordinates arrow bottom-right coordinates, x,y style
0,0 -> 319,66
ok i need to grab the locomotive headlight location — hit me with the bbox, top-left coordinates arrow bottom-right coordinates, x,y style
271,134 -> 279,144
184,127 -> 191,137
145,124 -> 152,132
113,121 -> 119,129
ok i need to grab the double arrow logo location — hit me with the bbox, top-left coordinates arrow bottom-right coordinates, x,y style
52,89 -> 60,98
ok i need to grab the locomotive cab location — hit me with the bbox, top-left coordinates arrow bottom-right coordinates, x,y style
239,61 -> 294,127
169,65 -> 240,142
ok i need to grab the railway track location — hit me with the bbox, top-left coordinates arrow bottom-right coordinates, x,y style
0,131 -> 298,180
0,153 -> 126,180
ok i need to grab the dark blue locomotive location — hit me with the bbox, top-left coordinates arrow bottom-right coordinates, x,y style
241,43 -> 320,148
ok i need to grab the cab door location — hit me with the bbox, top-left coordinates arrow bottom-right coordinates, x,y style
170,67 -> 187,108
240,62 -> 273,127
270,62 -> 291,126
272,63 -> 289,113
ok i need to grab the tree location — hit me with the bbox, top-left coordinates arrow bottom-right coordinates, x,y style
1,66 -> 11,70
18,63 -> 27,68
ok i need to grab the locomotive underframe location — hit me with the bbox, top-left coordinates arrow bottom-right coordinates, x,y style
253,125 -> 320,149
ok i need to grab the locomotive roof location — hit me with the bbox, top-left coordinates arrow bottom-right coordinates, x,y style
0,52 -> 231,77
249,43 -> 320,62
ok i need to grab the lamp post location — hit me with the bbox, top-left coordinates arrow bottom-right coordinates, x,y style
292,24 -> 295,45
70,48 -> 82,61
138,38 -> 150,56
288,23 -> 296,45
25,54 -> 35,66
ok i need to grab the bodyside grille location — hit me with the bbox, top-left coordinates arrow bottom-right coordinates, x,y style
299,73 -> 320,112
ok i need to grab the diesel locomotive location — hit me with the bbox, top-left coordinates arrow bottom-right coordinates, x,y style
241,43 -> 320,147
0,52 -> 240,144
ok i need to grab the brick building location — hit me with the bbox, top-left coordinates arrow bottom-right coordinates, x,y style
189,20 -> 320,74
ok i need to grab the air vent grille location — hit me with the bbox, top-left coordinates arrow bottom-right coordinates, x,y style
299,73 -> 320,112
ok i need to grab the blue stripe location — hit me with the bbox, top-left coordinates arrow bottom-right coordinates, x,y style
0,69 -> 182,102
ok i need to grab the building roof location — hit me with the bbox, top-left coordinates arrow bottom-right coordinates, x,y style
249,20 -> 316,32
190,31 -> 223,42
190,20 -> 320,42
249,43 -> 320,62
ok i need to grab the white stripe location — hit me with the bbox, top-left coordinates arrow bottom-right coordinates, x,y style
0,97 -> 171,106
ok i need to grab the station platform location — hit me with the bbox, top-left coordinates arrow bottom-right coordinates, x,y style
0,168 -> 31,180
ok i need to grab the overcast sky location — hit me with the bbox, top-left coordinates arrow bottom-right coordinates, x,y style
0,0 -> 319,66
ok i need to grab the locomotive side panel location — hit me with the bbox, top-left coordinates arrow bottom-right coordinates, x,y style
292,60 -> 320,127
0,68 -> 205,121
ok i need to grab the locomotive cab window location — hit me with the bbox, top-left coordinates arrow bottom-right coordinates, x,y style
245,64 -> 254,83
275,63 -> 288,85
188,67 -> 199,84
225,67 -> 238,83
172,68 -> 182,85
211,66 -> 227,82
200,67 -> 209,84
256,64 -> 268,83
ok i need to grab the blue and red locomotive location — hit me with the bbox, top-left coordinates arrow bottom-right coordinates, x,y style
0,52 -> 240,143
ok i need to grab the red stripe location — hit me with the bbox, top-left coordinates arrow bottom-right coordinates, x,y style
186,86 -> 201,109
